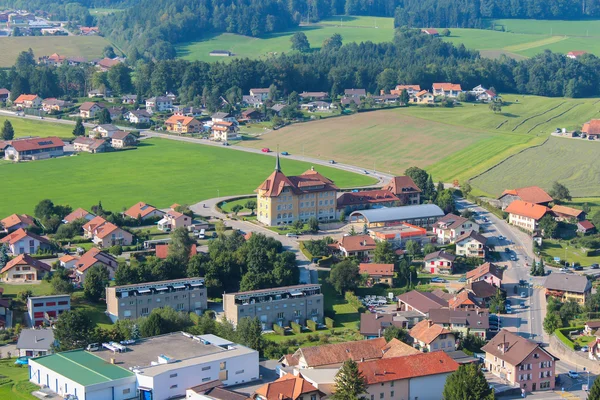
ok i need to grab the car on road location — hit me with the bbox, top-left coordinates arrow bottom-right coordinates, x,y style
581,346 -> 589,352
505,248 -> 511,253
568,371 -> 579,379
520,301 -> 526,308
574,265 -> 583,271
559,267 -> 570,273
261,148 -> 271,153
592,264 -> 599,269
519,279 -> 527,286
458,277 -> 466,282
505,308 -> 512,314
430,277 -> 447,283
363,170 -> 369,174
483,217 -> 489,222
329,160 -> 335,164
285,233 -> 298,238
281,151 -> 289,156
222,142 -> 230,146
520,292 -> 527,298
498,235 -> 505,240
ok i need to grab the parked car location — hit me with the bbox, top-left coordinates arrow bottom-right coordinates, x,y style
574,265 -> 583,271
329,160 -> 335,164
222,142 -> 230,146
568,371 -> 579,379
581,346 -> 589,352
286,233 -> 298,238
86,343 -> 100,352
520,292 -> 527,298
520,301 -> 526,308
519,279 -> 527,286
261,148 -> 271,152
559,267 -> 569,273
591,264 -> 599,269
510,255 -> 516,261
505,248 -> 511,253
498,235 -> 505,240
281,151 -> 289,156
458,277 -> 466,282
431,277 -> 447,283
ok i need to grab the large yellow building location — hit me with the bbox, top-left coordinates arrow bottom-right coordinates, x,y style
256,155 -> 339,226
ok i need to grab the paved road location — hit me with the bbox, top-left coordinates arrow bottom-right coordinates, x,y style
0,109 -> 135,131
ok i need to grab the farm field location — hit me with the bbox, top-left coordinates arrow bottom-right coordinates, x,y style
471,136 -> 600,197
0,36 -> 111,68
176,16 -> 394,62
0,139 -> 376,216
0,116 -> 74,139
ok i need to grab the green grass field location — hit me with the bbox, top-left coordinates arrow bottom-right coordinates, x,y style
0,116 -> 75,140
541,240 -> 600,266
0,360 -> 36,400
0,36 -> 111,68
0,139 -> 375,216
177,16 -> 394,62
472,136 -> 600,197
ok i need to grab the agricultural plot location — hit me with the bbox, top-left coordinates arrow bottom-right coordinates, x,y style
0,139 -> 375,216
0,116 -> 75,139
0,36 -> 110,67
471,137 -> 600,197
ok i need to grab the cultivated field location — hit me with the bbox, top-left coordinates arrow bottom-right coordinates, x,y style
176,16 -> 394,62
0,139 -> 376,216
471,137 -> 600,197
1,116 -> 75,139
0,36 -> 110,67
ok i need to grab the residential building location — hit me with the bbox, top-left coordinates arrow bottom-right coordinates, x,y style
551,205 -> 585,221
241,108 -> 262,121
242,95 -> 263,108
433,213 -> 479,244
74,248 -> 118,284
360,352 -> 459,400
298,92 -> 329,101
578,220 -> 596,234
223,284 -> 323,330
409,320 -> 456,352
165,115 -> 202,134
505,200 -> 550,232
80,26 -> 99,35
123,202 -> 165,220
344,88 -> 366,97
79,101 -> 104,118
372,94 -> 400,104
27,294 -> 70,326
0,228 -> 52,255
73,137 -> 112,153
432,83 -> 463,98
92,222 -> 133,248
360,313 -> 417,339
3,136 -> 64,161
249,88 -> 270,100
390,85 -> 421,96
498,186 -> 553,209
125,110 -> 151,125
582,119 -> 600,139
256,156 -> 339,226
340,96 -> 361,107
349,204 -> 445,229
448,291 -> 483,311
421,28 -> 440,36
187,380 -> 248,400
281,337 -> 417,369
482,329 -> 557,393
253,374 -> 322,400
82,216 -> 108,238
1,254 -> 51,283
106,277 -> 207,322
92,124 -> 119,138
17,328 -> 56,357
359,263 -> 394,286
0,88 -> 11,102
28,350 -> 137,399
121,94 -> 137,104
383,176 -> 422,204
412,90 -> 435,104
107,106 -> 125,120
567,51 -> 587,59
154,244 -> 197,260
470,85 -> 498,102
455,230 -> 487,258
211,122 -> 240,141
146,96 -> 173,113
466,262 -> 503,287
300,101 -> 334,111
584,320 -> 600,335
428,308 -> 489,338
62,208 -> 94,224
1,213 -> 35,233
13,94 -> 42,109
397,290 -> 447,316
111,131 -> 137,148
423,250 -> 456,274
334,235 -> 376,262
336,189 -> 399,214
96,57 -> 122,71
59,254 -> 78,269
87,89 -> 108,98
157,210 -> 192,231
460,280 -> 501,307
211,112 -> 237,124
42,98 -> 71,112
544,273 -> 591,304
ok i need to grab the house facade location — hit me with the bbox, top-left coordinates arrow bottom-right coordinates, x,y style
335,235 -> 376,262
432,213 -> 479,244
74,248 -> 119,284
544,273 -> 591,304
455,230 -> 487,258
13,94 -> 42,109
0,228 -> 52,255
111,131 -> 137,148
409,320 -> 456,353
123,202 -> 164,220
3,136 -> 64,161
125,110 -> 151,124
27,294 -> 71,326
432,83 -> 463,98
165,115 -> 202,134
157,210 -> 192,231
466,262 -> 503,287
423,250 -> 456,274
1,213 -> 35,233
146,96 -> 173,113
79,102 -> 104,119
359,263 -> 394,287
412,90 -> 434,104
1,254 -> 51,283
505,200 -> 550,232
428,308 -> 489,338
73,137 -> 112,153
498,186 -> 553,209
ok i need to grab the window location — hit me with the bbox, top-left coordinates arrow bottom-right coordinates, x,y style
123,389 -> 130,395
311,395 -> 317,400
390,391 -> 394,397
46,302 -> 56,307
390,381 -> 394,387
170,385 -> 178,389
202,377 -> 211,382
380,393 -> 384,399
235,370 -> 244,374
220,362 -> 226,370
141,307 -> 149,315
170,373 -> 178,378
202,366 -> 211,371
156,298 -> 161,303
277,312 -> 284,319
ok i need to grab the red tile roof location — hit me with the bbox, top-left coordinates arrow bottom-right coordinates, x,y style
94,222 -> 120,239
500,186 -> 553,204
466,262 -> 503,281
97,58 -> 120,69
358,352 -> 459,385
1,254 -> 51,274
257,168 -> 338,198
433,83 -> 462,91
83,216 -> 107,232
579,220 -> 595,230
395,85 -> 421,91
338,235 -> 376,252
1,214 -> 35,230
14,94 -> 39,103
505,200 -> 549,220
383,176 -> 421,195
75,248 -> 117,272
409,319 -> 452,344
568,51 -> 587,57
124,202 -> 160,219
421,28 -> 439,35
5,137 -> 64,152
582,119 -> 600,135
63,208 -> 93,223
359,263 -> 394,277
448,290 -> 481,309
165,115 -> 199,126
552,205 -> 584,218
0,228 -> 50,246
337,190 -> 399,207
254,374 -> 318,400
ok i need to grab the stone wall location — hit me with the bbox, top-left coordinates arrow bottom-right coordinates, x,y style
549,334 -> 600,374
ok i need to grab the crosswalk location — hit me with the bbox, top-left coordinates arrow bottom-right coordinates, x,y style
556,391 -> 581,399
533,285 -> 545,289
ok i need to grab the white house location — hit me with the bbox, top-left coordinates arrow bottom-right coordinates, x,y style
125,110 -> 151,124
455,230 -> 487,259
17,328 -> 57,357
145,96 -> 172,113
433,213 -> 479,244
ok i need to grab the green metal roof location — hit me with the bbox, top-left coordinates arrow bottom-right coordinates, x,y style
31,350 -> 134,386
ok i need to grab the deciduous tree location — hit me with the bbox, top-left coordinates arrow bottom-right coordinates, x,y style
549,181 -> 572,202
83,265 -> 110,302
329,260 -> 360,294
290,32 -> 310,52
54,310 -> 94,350
443,363 -> 493,400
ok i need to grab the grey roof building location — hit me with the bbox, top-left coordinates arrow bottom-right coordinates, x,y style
17,328 -> 56,357
349,204 -> 445,228
544,273 -> 591,303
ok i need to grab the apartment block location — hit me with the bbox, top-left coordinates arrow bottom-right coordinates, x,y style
106,277 -> 207,322
27,295 -> 71,327
223,284 -> 323,330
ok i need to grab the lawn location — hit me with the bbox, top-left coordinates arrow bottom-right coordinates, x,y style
71,292 -> 113,330
0,359 -> 37,400
0,116 -> 75,140
219,197 -> 255,214
0,36 -> 111,68
0,281 -> 53,297
0,139 -> 375,216
540,240 -> 600,266
471,136 -> 600,197
318,271 -> 360,330
565,198 -> 600,216
176,16 -> 394,62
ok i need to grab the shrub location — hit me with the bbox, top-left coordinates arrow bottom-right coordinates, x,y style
318,255 -> 333,267
273,324 -> 286,336
291,321 -> 302,334
344,291 -> 364,312
325,317 -> 334,329
306,319 -> 317,332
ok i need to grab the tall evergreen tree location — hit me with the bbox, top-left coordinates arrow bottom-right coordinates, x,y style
443,363 -> 494,400
1,120 -> 14,140
332,359 -> 368,400
589,373 -> 600,400
72,117 -> 85,136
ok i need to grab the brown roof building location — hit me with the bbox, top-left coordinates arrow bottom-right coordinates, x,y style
382,176 -> 421,205
253,374 -> 322,400
397,290 -> 447,315
466,262 -> 503,286
499,186 -> 553,208
1,213 -> 35,233
123,202 -> 165,220
409,320 -> 456,352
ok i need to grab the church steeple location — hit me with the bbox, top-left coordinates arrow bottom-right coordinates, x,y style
275,148 -> 281,172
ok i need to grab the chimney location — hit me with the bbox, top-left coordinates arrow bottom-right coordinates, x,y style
34,336 -> 38,343
428,320 -> 433,328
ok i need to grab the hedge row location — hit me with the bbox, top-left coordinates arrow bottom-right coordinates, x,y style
555,326 -> 584,350
306,319 -> 317,332
291,321 -> 302,334
273,324 -> 286,336
325,317 -> 334,329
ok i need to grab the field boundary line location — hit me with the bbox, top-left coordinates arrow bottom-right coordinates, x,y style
511,102 -> 565,131
526,104 -> 581,133
496,119 -> 508,129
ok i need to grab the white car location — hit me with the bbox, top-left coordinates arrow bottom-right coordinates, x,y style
568,371 -> 579,379
498,235 -> 505,240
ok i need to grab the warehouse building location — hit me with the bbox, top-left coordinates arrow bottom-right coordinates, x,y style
349,204 -> 445,228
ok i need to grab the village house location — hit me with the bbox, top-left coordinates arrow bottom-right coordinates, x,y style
359,263 -> 394,287
42,98 -> 71,112
459,280 -> 501,307
59,254 -> 78,269
0,228 -> 52,255
1,213 -> 35,233
578,220 -> 596,234
448,290 -> 483,311
145,96 -> 173,113
211,112 -> 238,124
334,235 -> 376,262
336,189 -> 399,213
96,57 -> 122,72
165,115 -> 202,134
544,273 -> 591,304
3,136 -> 64,161
249,88 -> 270,100
584,320 -> 600,335
211,121 -> 240,141
340,96 -> 361,107
121,94 -> 137,105
390,84 -> 421,96
111,131 -> 137,148
498,186 -> 553,209
154,244 -> 197,260
125,110 -> 151,124
91,222 -> 133,248
482,329 -> 557,393
567,50 -> 587,59
397,290 -> 447,316
242,95 -> 263,108
505,200 -> 550,232
470,85 -> 498,102
79,102 -> 104,119
107,106 -> 125,120
432,83 -> 463,98
423,250 -> 456,274
466,262 -> 503,287
344,88 -> 366,97
82,216 -> 108,239
433,213 -> 479,244
91,124 -> 119,138
74,248 -> 118,283
299,92 -> 329,101
412,90 -> 435,104
80,26 -> 99,35
421,28 -> 439,36
173,107 -> 203,118
240,108 -> 262,122
40,53 -> 66,67
1,254 -> 50,283
409,320 -> 456,352
123,202 -> 164,221
372,94 -> 400,104
382,175 -> 422,205
87,89 -> 107,98
73,137 -> 112,153
271,104 -> 286,115
360,313 -> 410,338
582,119 -> 600,139
157,210 -> 192,232
551,205 -> 585,221
0,88 -> 11,102
300,101 -> 334,111
252,375 -> 323,400
17,328 -> 56,357
429,308 -> 489,338
455,230 -> 487,258
13,94 -> 42,109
